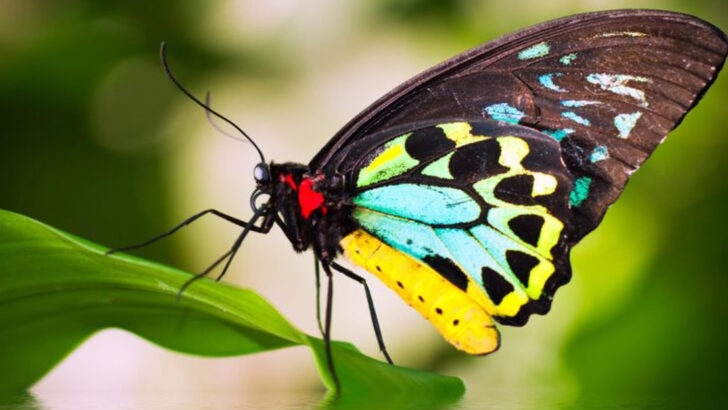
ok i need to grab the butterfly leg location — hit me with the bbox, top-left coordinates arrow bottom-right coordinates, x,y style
314,258 -> 325,336
176,247 -> 233,301
330,262 -> 394,365
106,209 -> 269,255
175,207 -> 265,300
320,263 -> 341,393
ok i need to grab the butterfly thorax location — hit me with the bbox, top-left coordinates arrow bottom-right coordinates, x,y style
267,162 -> 354,261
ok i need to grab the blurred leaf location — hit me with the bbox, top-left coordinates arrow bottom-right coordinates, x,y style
569,195 -> 662,327
0,209 -> 464,405
376,0 -> 462,22
562,175 -> 728,407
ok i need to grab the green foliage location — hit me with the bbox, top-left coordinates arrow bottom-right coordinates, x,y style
0,209 -> 464,406
563,172 -> 728,409
2,1 -> 727,407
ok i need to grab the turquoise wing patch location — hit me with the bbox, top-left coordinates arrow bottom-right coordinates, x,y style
353,183 -> 481,225
352,208 -> 453,262
433,227 -> 530,316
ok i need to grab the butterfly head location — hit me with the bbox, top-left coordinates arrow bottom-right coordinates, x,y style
253,162 -> 271,186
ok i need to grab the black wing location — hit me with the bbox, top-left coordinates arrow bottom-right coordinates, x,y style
312,9 -> 727,242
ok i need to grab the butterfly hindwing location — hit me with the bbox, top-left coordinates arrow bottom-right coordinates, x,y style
344,121 -> 573,325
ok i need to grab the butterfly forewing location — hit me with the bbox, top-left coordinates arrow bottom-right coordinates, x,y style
316,10 -> 727,242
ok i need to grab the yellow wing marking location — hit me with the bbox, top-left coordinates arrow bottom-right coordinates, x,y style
437,122 -> 488,147
494,136 -> 558,197
356,134 -> 419,187
340,229 -> 500,355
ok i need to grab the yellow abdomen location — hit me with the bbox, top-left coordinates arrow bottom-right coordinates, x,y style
340,229 -> 500,355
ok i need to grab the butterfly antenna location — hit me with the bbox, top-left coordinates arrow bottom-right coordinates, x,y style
159,42 -> 265,163
204,92 -> 250,144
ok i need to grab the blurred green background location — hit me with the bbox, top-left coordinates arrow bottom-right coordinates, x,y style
1,0 -> 726,408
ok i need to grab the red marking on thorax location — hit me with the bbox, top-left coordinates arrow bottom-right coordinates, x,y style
298,177 -> 327,218
283,173 -> 297,190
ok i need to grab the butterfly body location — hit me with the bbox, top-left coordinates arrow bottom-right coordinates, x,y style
266,119 -> 577,353
131,10 -> 727,376
259,6 -> 728,352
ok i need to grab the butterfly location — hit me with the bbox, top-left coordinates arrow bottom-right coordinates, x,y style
110,9 -> 727,388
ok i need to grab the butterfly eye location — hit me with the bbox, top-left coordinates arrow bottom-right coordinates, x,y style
253,163 -> 270,185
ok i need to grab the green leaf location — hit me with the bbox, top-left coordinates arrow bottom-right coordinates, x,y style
0,209 -> 464,405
